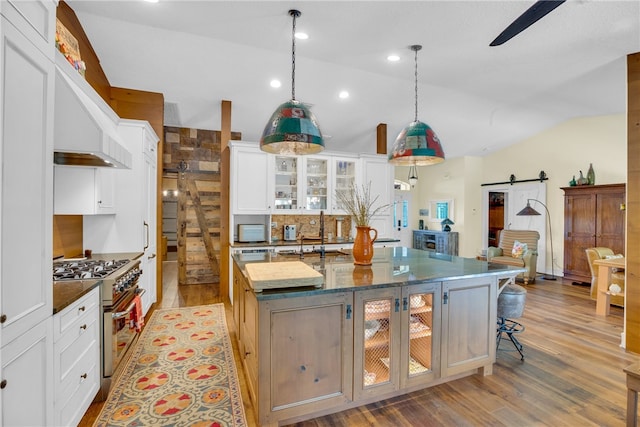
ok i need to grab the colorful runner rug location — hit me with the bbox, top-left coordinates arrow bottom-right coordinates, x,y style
94,304 -> 247,426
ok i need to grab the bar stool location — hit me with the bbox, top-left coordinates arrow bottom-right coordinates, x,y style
497,283 -> 527,360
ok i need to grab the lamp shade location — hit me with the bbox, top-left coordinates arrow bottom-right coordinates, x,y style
260,100 -> 324,155
389,120 -> 445,166
516,202 -> 541,216
441,217 -> 454,232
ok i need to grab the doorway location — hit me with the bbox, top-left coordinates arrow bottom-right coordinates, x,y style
488,192 -> 505,247
481,182 -> 548,275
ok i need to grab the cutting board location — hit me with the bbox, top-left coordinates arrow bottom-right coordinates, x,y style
245,261 -> 324,292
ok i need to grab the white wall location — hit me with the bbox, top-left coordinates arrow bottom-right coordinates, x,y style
398,114 -> 627,274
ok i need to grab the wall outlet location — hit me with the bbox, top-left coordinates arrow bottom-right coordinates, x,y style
271,222 -> 277,228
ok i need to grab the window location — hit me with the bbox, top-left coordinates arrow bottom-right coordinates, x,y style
428,199 -> 454,222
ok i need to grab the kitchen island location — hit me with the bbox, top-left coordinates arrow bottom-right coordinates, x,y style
232,247 -> 525,426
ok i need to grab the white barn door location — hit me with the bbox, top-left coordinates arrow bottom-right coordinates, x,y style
482,182 -> 547,276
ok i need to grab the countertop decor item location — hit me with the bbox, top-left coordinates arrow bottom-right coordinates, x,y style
260,9 -> 324,155
335,182 -> 387,265
389,45 -> 445,167
334,182 -> 388,227
516,199 -> 556,280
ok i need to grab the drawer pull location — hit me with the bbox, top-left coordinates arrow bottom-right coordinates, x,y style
80,324 -> 87,330
80,373 -> 87,380
78,306 -> 86,312
0,379 -> 6,389
0,314 -> 6,324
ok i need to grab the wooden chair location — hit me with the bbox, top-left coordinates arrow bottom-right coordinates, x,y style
585,247 -> 625,307
487,229 -> 539,285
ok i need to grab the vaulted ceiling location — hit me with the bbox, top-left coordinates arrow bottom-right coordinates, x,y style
68,0 -> 640,158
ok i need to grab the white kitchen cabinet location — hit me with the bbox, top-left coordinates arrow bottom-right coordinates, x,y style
360,154 -> 394,238
330,155 -> 359,214
53,287 -> 100,427
272,154 -> 301,212
84,120 -> 159,315
301,155 -> 331,213
231,141 -> 272,214
1,317 -> 54,427
54,166 -> 116,214
0,2 -> 54,345
1,2 -> 56,424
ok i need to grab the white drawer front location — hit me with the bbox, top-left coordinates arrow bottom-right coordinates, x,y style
54,287 -> 99,341
55,360 -> 100,427
55,312 -> 99,387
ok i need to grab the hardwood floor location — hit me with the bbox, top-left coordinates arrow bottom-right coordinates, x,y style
81,263 -> 639,427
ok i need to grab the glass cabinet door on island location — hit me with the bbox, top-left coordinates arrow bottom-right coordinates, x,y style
354,282 -> 440,400
354,288 -> 401,400
274,155 -> 299,211
401,283 -> 440,388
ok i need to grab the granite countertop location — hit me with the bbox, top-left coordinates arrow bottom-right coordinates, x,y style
232,237 -> 400,248
53,279 -> 102,314
233,246 -> 526,300
52,251 -> 144,314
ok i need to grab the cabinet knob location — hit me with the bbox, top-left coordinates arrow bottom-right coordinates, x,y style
0,379 -> 6,389
80,324 -> 87,330
80,373 -> 87,380
0,314 -> 6,323
98,200 -> 102,204
79,306 -> 85,312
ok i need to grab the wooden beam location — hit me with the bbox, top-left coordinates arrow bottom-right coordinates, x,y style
220,100 -> 232,302
626,52 -> 640,353
376,123 -> 387,155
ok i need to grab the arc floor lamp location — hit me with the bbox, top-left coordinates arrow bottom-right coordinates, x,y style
516,199 -> 556,281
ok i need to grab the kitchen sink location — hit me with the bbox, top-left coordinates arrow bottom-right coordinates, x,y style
277,249 -> 349,258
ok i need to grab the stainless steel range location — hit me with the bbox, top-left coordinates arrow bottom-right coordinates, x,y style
53,257 -> 143,400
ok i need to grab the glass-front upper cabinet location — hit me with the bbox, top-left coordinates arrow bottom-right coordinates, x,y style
331,157 -> 358,214
303,157 -> 328,212
274,155 -> 300,211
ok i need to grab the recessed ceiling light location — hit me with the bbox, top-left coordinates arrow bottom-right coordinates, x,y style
295,32 -> 308,40
338,91 -> 349,99
270,79 -> 282,88
387,54 -> 400,62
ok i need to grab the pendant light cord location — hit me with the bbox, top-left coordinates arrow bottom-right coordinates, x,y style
414,47 -> 418,122
290,10 -> 300,101
411,45 -> 422,123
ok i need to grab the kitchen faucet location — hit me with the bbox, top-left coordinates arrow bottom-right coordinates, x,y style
297,211 -> 326,259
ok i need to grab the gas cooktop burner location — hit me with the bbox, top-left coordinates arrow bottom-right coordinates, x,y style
53,259 -> 130,281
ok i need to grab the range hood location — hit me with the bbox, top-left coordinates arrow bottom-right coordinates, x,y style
54,53 -> 132,168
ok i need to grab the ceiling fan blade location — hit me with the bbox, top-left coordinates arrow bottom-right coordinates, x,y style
490,0 -> 566,46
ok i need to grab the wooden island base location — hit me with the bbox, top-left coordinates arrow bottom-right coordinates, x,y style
232,248 -> 523,426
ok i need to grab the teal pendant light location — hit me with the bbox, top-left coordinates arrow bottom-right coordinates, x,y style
260,10 -> 324,155
389,45 -> 444,166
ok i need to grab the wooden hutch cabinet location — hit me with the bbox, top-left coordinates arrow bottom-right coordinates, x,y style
562,183 -> 626,283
